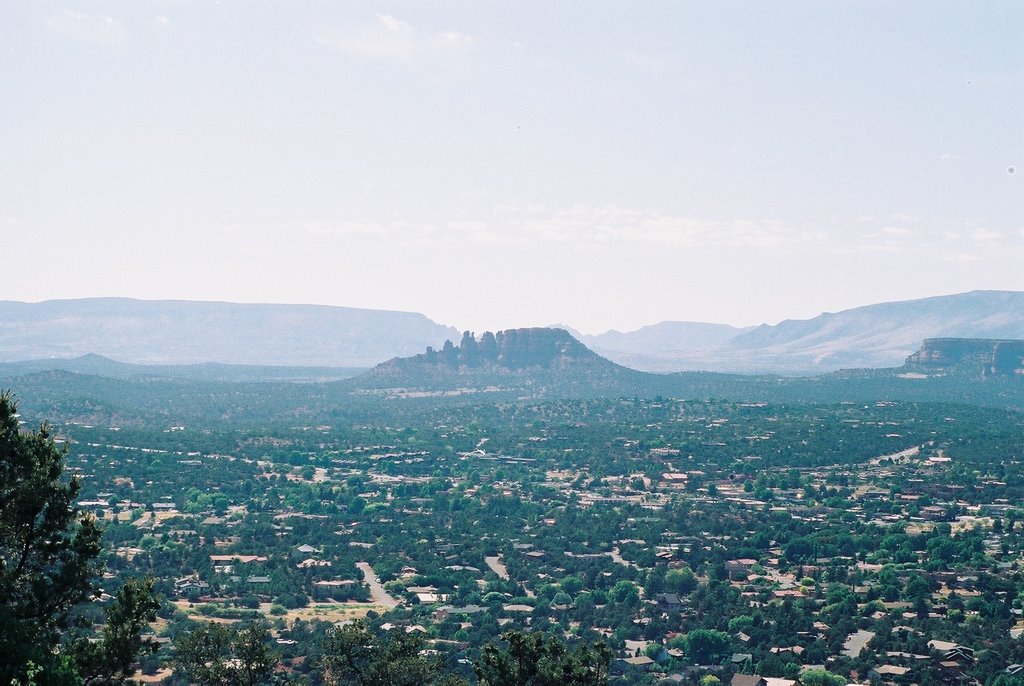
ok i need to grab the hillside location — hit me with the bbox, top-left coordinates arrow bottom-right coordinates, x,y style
579,321 -> 754,370
0,298 -> 459,367
589,291 -> 1024,374
350,328 -> 652,398
0,353 -> 364,383
903,338 -> 1024,377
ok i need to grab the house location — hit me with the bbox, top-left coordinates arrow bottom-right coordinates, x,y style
615,655 -> 655,672
868,665 -> 911,681
297,558 -> 332,569
655,593 -> 683,610
941,647 -> 975,664
210,554 -> 268,564
770,646 -> 804,656
174,577 -> 210,597
313,579 -> 355,599
731,674 -> 766,686
727,559 -> 757,578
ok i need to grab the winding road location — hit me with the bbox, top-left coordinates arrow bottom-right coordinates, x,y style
356,562 -> 400,609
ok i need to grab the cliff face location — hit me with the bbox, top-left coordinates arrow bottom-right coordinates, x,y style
904,338 -> 1024,376
586,290 -> 1024,374
411,328 -> 600,370
353,327 -> 645,395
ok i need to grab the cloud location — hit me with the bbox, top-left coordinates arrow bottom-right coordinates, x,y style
45,10 -> 126,45
377,14 -> 410,33
615,50 -> 676,71
941,253 -> 982,263
512,206 -> 812,248
880,225 -> 914,237
298,206 -> 821,250
971,228 -> 1002,242
318,15 -> 475,62
430,31 -> 476,50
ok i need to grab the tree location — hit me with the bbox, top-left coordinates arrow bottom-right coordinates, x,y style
1,391 -> 103,684
800,668 -> 847,686
319,619 -> 450,686
1,392 -> 160,685
173,621 -> 277,686
75,577 -> 162,685
684,629 -> 732,665
474,630 -> 611,686
665,568 -> 698,595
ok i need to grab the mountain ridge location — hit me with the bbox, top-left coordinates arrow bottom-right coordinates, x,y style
587,290 -> 1024,373
3,291 -> 1023,374
351,327 -> 649,397
0,298 -> 459,367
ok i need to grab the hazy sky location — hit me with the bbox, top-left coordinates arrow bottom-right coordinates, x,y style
2,2 -> 1022,334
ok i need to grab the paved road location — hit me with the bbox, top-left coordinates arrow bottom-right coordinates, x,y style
609,547 -> 640,569
484,555 -> 510,580
356,562 -> 400,609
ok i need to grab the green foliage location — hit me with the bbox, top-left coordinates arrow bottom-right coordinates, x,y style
728,615 -> 754,633
173,621 -> 277,686
684,628 -> 732,665
73,577 -> 161,684
319,619 -> 450,686
665,568 -> 697,595
474,630 -> 611,686
0,391 -> 102,684
800,668 -> 847,686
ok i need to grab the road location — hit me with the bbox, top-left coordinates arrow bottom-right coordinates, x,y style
356,562 -> 400,609
484,555 -> 510,579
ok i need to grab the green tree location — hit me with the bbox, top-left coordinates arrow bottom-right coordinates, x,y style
665,568 -> 697,595
319,619 -> 450,686
800,668 -> 847,686
474,630 -> 611,686
1,391 -> 103,684
173,621 -> 277,686
684,629 -> 732,665
74,577 -> 162,685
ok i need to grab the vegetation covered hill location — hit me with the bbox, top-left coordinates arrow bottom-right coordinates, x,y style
4,336 -> 1024,430
353,328 -> 651,398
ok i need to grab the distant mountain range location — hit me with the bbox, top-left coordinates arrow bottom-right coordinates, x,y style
581,290 -> 1024,373
0,298 -> 458,367
3,330 -> 1023,426
0,353 -> 364,383
2,291 -> 1023,374
350,325 -> 1024,397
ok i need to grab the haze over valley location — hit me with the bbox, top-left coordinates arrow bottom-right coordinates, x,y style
2,2 -> 1022,685
4,290 -> 1024,375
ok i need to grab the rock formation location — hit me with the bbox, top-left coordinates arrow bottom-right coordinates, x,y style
904,338 -> 1024,377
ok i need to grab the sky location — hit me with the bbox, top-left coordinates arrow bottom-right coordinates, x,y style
1,2 -> 1022,335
